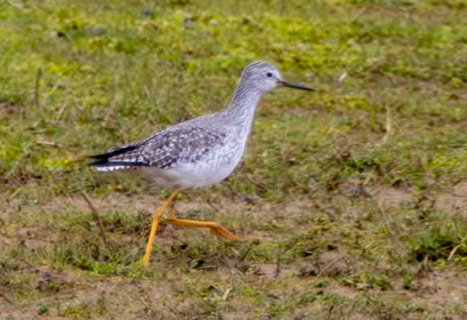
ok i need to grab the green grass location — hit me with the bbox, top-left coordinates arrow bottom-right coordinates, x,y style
1,0 -> 466,319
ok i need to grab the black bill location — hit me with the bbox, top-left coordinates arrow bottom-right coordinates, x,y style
279,79 -> 315,91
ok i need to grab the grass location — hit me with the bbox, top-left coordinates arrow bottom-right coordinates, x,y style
1,0 -> 466,319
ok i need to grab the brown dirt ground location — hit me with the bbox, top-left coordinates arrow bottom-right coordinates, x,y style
1,182 -> 466,319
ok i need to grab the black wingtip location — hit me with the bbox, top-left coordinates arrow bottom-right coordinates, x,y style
88,144 -> 141,165
88,158 -> 109,167
89,160 -> 148,167
89,145 -> 137,159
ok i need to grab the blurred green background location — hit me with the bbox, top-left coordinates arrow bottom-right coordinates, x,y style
1,0 -> 466,319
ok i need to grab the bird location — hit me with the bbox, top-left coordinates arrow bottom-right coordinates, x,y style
89,61 -> 314,266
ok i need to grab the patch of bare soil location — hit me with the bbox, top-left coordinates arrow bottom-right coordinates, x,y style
409,270 -> 467,318
39,193 -> 159,216
368,185 -> 414,209
37,191 -> 310,218
363,180 -> 467,213
435,180 -> 467,212
0,264 -> 203,320
298,249 -> 351,278
33,191 -> 313,242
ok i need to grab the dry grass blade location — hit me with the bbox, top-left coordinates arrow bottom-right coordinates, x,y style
81,191 -> 108,249
447,235 -> 467,261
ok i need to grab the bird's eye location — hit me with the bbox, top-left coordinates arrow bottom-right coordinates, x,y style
266,72 -> 273,78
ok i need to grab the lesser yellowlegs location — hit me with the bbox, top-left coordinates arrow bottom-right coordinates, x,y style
90,61 -> 313,266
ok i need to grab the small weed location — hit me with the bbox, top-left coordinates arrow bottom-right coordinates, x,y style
408,217 -> 467,265
343,273 -> 392,290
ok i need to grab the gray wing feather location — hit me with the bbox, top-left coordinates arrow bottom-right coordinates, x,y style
141,126 -> 226,169
91,125 -> 226,170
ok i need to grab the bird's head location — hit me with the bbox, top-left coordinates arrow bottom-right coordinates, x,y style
240,61 -> 314,94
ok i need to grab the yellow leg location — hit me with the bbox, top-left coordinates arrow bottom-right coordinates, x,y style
142,189 -> 181,267
167,208 -> 241,241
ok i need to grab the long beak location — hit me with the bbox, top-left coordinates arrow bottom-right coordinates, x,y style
278,79 -> 315,91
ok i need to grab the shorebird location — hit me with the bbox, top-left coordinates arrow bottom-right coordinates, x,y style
90,61 -> 313,266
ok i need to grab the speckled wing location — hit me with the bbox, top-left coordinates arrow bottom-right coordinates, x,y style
89,126 -> 226,172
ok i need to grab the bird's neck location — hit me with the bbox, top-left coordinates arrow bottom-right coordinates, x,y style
225,79 -> 263,131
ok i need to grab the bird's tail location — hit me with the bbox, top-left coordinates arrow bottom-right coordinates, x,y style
89,145 -> 146,172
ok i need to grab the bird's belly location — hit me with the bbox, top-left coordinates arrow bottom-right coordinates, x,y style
170,160 -> 238,188
141,145 -> 244,189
